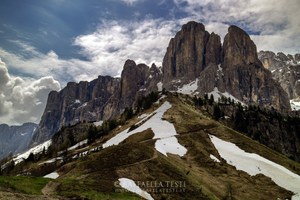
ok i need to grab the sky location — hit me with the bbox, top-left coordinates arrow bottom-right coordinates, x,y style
0,0 -> 299,125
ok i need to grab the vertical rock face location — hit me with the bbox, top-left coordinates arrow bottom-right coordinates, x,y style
162,21 -> 212,86
0,123 -> 37,160
31,76 -> 120,146
221,26 -> 290,111
120,60 -> 150,108
223,25 -> 259,67
205,32 -> 222,66
258,51 -> 300,100
163,22 -> 290,111
31,60 -> 161,145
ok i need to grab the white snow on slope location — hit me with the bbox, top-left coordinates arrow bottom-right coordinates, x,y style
177,79 -> 199,95
93,120 -> 103,126
155,137 -> 187,157
44,171 -> 59,179
209,134 -> 300,199
210,154 -> 220,163
39,157 -> 62,165
208,87 -> 244,105
103,101 -> 187,157
13,140 -> 52,165
119,178 -> 154,200
157,81 -> 163,92
138,113 -> 149,119
290,100 -> 300,111
68,139 -> 88,151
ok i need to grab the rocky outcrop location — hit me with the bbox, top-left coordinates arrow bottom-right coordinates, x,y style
162,21 -> 214,87
163,22 -> 291,111
223,25 -> 259,67
258,51 -> 300,100
220,26 -> 290,111
31,61 -> 161,146
0,123 -> 37,160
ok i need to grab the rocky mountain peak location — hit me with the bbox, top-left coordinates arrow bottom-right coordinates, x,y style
163,21 -> 290,111
223,25 -> 258,67
162,21 -> 211,86
120,59 -> 150,108
31,59 -> 161,146
258,50 -> 300,100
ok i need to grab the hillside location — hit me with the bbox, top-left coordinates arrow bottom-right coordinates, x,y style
1,93 -> 300,200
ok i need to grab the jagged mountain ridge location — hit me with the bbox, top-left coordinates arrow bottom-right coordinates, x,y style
31,21 -> 291,146
258,51 -> 300,101
31,61 -> 161,146
0,123 -> 37,160
162,22 -> 290,111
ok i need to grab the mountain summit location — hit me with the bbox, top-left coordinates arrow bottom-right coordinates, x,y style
162,21 -> 290,111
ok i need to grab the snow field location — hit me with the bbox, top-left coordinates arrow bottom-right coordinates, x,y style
209,134 -> 300,199
44,171 -> 59,179
13,139 -> 52,164
103,101 -> 187,157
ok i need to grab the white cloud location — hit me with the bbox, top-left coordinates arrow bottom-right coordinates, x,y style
174,0 -> 300,54
0,59 -> 60,125
120,0 -> 142,5
0,43 -> 101,86
74,18 -> 178,75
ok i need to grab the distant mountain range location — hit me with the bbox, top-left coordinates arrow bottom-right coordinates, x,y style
258,51 -> 300,104
0,123 -> 37,160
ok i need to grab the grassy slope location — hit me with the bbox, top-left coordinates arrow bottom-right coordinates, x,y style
2,93 -> 299,199
44,94 -> 299,199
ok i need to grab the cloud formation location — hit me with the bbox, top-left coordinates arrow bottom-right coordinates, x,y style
0,59 -> 60,125
74,19 -> 178,75
174,0 -> 300,53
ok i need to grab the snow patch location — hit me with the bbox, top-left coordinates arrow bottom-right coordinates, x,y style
119,178 -> 154,200
103,101 -> 187,157
138,113 -> 149,119
208,87 -> 245,105
44,171 -> 59,179
290,100 -> 300,111
39,157 -> 62,165
68,139 -> 88,151
13,140 -> 52,165
93,120 -> 103,126
209,134 -> 300,199
74,99 -> 81,104
177,79 -> 198,95
157,81 -> 163,92
210,154 -> 220,163
155,137 -> 187,156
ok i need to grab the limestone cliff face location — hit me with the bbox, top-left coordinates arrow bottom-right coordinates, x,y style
163,22 -> 290,111
221,26 -> 290,111
31,76 -> 120,145
31,61 -> 161,145
223,25 -> 259,67
163,22 -> 210,87
258,51 -> 300,100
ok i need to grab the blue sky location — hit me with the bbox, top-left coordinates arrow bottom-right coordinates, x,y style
0,0 -> 299,125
